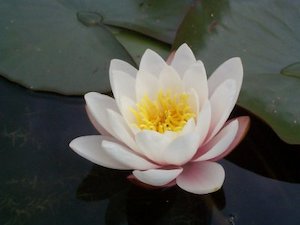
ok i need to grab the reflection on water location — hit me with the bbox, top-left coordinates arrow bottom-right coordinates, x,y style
77,165 -> 225,225
0,77 -> 300,225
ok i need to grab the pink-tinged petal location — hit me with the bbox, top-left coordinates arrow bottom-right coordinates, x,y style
110,59 -> 137,79
135,130 -> 175,164
193,119 -> 239,161
101,139 -> 158,170
166,50 -> 175,65
176,161 -> 225,194
69,135 -> 130,170
159,65 -> 183,93
110,70 -> 136,107
162,133 -> 199,165
106,109 -> 138,152
133,168 -> 183,186
85,92 -> 119,136
85,106 -> 111,136
211,116 -> 250,161
183,60 -> 208,106
208,57 -> 243,98
135,70 -> 159,101
207,79 -> 237,141
140,49 -> 166,77
170,43 -> 196,77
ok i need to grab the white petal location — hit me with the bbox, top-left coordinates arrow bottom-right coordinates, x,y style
110,70 -> 136,107
176,161 -> 225,194
140,49 -> 166,77
135,130 -> 175,164
135,70 -> 159,101
162,133 -> 199,165
110,59 -> 137,78
85,92 -> 119,136
180,118 -> 196,136
183,60 -> 208,106
106,109 -> 138,152
194,100 -> 211,147
102,139 -> 158,170
133,168 -> 183,186
86,106 -> 111,136
171,43 -> 196,77
118,95 -> 137,125
188,89 -> 200,118
159,65 -> 183,93
193,119 -> 239,161
70,135 -> 156,170
208,57 -> 243,98
207,79 -> 237,141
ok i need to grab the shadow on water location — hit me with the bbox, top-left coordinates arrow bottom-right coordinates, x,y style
228,107 -> 300,183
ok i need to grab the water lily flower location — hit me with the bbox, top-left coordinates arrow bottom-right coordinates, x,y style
69,43 -> 250,195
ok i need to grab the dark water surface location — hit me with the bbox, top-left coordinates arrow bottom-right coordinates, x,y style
1,77 -> 299,225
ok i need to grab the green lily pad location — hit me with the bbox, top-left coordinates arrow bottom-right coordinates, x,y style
0,0 -> 192,95
173,0 -> 300,144
108,27 -> 170,65
281,62 -> 300,78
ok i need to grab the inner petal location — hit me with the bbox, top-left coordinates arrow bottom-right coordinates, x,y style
131,90 -> 196,133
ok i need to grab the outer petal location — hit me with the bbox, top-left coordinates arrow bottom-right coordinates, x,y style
207,79 -> 237,141
135,131 -> 176,164
69,135 -> 158,170
133,168 -> 183,186
101,139 -> 158,170
208,57 -> 243,98
183,60 -> 208,106
106,109 -> 138,152
139,49 -> 166,77
86,106 -> 110,136
193,119 -> 239,161
110,70 -> 136,107
176,161 -> 225,194
110,59 -> 137,79
207,58 -> 243,138
211,116 -> 250,161
170,43 -> 196,77
85,92 -> 119,136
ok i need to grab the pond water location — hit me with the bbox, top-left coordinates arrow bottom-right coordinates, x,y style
0,77 -> 299,225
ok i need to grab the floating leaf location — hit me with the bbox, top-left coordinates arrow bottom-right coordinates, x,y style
173,0 -> 300,144
281,62 -> 300,78
0,0 -> 192,94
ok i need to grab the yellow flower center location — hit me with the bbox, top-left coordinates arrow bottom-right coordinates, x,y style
131,90 -> 195,133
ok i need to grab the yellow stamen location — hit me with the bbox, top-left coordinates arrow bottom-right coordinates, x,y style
131,90 -> 195,133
